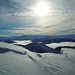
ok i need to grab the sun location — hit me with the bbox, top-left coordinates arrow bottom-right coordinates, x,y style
34,1 -> 49,16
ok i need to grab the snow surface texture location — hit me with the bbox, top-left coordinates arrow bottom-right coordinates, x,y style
0,41 -> 75,75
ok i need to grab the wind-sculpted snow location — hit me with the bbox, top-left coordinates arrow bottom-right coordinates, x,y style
0,42 -> 75,75
0,42 -> 27,54
0,47 -> 26,55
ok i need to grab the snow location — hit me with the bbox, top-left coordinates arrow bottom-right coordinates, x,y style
0,41 -> 75,75
0,42 -> 27,55
41,48 -> 75,75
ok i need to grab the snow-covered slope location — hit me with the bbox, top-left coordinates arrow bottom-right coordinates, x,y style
0,42 -> 75,75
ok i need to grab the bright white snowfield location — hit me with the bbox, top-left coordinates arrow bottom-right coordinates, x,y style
0,41 -> 75,75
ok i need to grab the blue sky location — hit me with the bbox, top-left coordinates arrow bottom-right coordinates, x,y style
0,0 -> 75,36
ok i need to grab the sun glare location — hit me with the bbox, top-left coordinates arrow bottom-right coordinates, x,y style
34,1 -> 49,16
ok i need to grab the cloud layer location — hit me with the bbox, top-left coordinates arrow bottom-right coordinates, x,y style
0,0 -> 75,36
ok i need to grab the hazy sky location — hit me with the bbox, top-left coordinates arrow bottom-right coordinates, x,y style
0,0 -> 75,36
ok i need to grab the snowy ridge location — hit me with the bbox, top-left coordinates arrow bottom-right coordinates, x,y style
0,42 -> 27,54
0,42 -> 75,75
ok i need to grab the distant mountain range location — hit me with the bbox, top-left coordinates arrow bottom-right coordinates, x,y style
0,34 -> 75,43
